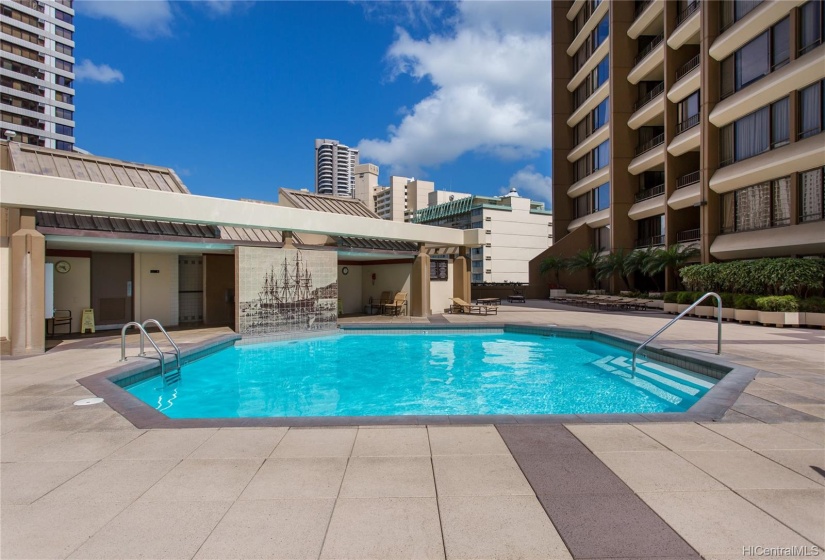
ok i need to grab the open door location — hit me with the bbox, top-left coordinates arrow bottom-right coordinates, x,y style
90,252 -> 134,327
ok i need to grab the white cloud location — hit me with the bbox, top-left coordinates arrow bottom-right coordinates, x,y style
75,1 -> 174,39
358,1 -> 551,175
75,59 -> 125,84
501,165 -> 552,207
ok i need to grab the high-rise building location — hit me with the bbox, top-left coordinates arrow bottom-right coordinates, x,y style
353,163 -> 379,212
374,176 -> 435,221
550,0 -> 825,291
315,139 -> 358,197
1,0 -> 76,151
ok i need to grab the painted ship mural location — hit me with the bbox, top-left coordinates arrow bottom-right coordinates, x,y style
239,250 -> 337,336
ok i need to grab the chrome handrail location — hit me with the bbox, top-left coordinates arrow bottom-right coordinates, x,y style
632,292 -> 722,373
120,322 -> 165,381
141,319 -> 181,375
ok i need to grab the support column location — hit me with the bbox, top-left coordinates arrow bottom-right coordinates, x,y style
11,209 -> 45,356
410,245 -> 431,317
452,247 -> 471,303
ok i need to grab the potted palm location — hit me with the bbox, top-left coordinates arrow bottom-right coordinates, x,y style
539,256 -> 568,298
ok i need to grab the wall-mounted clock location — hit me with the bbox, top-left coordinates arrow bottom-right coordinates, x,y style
55,261 -> 71,274
341,266 -> 349,276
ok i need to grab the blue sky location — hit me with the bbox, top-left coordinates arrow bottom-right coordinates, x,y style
74,1 -> 552,207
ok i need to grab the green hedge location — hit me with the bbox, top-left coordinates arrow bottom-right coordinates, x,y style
755,295 -> 800,312
663,292 -> 678,303
799,296 -> 825,313
679,258 -> 825,297
734,294 -> 759,310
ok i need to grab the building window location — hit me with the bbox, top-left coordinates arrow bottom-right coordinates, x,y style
721,177 -> 791,233
594,226 -> 610,252
573,15 -> 609,73
720,97 -> 788,166
677,90 -> 700,133
573,97 -> 609,145
54,42 -> 73,56
800,167 -> 825,221
55,76 -> 73,88
721,18 -> 789,98
55,107 -> 73,120
720,0 -> 763,31
55,91 -> 72,104
55,124 -> 73,136
799,0 -> 825,55
55,140 -> 73,151
593,182 -> 610,212
572,55 -> 609,110
636,215 -> 665,247
799,80 -> 824,139
573,182 -> 610,218
573,140 -> 609,182
55,59 -> 72,72
430,259 -> 448,281
54,9 -> 73,24
55,26 -> 73,40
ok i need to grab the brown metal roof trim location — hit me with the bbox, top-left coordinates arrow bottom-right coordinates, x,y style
277,188 -> 381,219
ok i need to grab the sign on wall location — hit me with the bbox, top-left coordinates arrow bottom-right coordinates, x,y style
237,247 -> 338,337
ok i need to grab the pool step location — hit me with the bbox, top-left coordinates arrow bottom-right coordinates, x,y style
591,355 -> 711,404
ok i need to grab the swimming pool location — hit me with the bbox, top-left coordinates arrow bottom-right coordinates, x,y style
125,329 -> 717,418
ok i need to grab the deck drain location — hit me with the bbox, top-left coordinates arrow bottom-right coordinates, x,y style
74,398 -> 104,406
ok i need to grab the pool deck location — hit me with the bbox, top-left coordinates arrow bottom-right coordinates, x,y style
1,301 -> 823,558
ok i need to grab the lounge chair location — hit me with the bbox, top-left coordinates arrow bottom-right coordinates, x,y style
508,288 -> 526,303
449,297 -> 498,315
383,292 -> 408,316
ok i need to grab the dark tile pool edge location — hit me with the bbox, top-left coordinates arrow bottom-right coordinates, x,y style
77,323 -> 759,429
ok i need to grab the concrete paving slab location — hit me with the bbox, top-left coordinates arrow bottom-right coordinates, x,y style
514,451 -> 632,496
566,424 -> 666,452
702,423 -> 823,450
596,450 -> 726,493
753,448 -> 825,485
732,403 -> 824,423
189,427 -> 288,459
106,428 -> 217,460
639,490 -> 816,555
428,425 -> 510,455
351,426 -> 431,456
784,404 -> 825,419
20,430 -> 143,462
1,501 -> 128,559
0,431 -> 74,461
0,395 -> 76,412
270,427 -> 357,457
194,498 -> 335,560
0,461 -> 94,505
320,497 -> 444,560
496,424 -> 591,456
738,489 -> 825,548
773,422 -> 825,446
0,411 -> 59,434
678,449 -> 822,490
139,458 -> 263,502
634,423 -> 747,451
433,454 -> 533,497
240,457 -> 347,500
39,459 -> 180,504
67,500 -> 231,560
440,495 -> 572,560
14,407 -> 123,433
339,456 -> 436,498
539,493 -> 698,559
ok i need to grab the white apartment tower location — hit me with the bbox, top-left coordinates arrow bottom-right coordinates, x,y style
1,0 -> 76,151
315,139 -> 359,197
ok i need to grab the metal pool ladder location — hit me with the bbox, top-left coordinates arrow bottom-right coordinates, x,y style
120,320 -> 182,386
632,291 -> 722,374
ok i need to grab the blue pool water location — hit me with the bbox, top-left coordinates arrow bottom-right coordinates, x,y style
125,332 -> 717,418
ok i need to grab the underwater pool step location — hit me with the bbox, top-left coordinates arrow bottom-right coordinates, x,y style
591,355 -> 707,403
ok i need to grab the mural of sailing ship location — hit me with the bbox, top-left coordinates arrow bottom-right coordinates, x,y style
239,249 -> 337,336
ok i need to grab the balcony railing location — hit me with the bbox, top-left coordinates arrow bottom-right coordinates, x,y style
635,183 -> 665,202
677,228 -> 701,243
634,0 -> 653,20
634,82 -> 664,112
676,113 -> 700,135
635,235 -> 665,248
676,0 -> 699,26
635,133 -> 665,156
633,34 -> 664,67
675,54 -> 700,81
676,170 -> 700,189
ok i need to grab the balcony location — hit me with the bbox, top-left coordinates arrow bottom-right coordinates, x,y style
676,170 -> 700,189
635,183 -> 665,202
675,113 -> 700,135
633,34 -> 663,67
677,228 -> 701,243
675,54 -> 700,82
629,35 -> 665,84
634,82 -> 664,112
635,133 -> 664,157
629,0 -> 664,40
676,1 -> 699,27
635,235 -> 665,248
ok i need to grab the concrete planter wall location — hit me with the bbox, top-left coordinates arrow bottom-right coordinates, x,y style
713,307 -> 736,321
734,309 -> 759,324
758,311 -> 801,328
549,289 -> 567,298
694,305 -> 714,318
804,312 -> 825,327
677,304 -> 690,313
663,302 -> 679,314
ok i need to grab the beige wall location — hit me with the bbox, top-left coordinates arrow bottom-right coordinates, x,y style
45,256 -> 90,333
0,245 -> 9,341
337,265 -> 363,314
360,263 -> 412,314
134,253 -> 179,327
429,260 -> 454,314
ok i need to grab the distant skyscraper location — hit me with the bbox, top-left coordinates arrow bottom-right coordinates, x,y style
1,0 -> 76,151
315,139 -> 359,197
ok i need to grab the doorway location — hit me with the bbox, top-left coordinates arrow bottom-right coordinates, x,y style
178,255 -> 203,324
90,252 -> 133,328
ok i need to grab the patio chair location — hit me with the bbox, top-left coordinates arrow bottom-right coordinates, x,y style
383,292 -> 408,316
449,297 -> 498,315
370,291 -> 393,314
48,309 -> 72,337
508,287 -> 526,303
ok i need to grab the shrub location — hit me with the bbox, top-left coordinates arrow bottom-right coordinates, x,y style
756,295 -> 800,312
798,297 -> 825,313
718,292 -> 736,308
680,263 -> 723,292
679,258 -> 825,296
734,294 -> 759,310
663,292 -> 678,303
676,291 -> 696,305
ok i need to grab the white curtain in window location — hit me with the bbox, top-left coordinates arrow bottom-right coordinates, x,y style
801,168 -> 823,221
800,83 -> 822,137
736,183 -> 770,231
771,98 -> 789,146
772,177 -> 791,225
735,107 -> 769,161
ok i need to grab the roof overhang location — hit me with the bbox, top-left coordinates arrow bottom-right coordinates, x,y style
1,171 -> 484,248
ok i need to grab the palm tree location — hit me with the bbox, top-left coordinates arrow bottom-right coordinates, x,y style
595,249 -> 633,290
566,247 -> 602,289
625,247 -> 660,291
539,255 -> 567,287
645,244 -> 700,290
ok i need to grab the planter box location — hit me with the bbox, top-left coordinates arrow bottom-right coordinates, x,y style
804,312 -> 825,327
677,304 -> 690,314
663,302 -> 678,314
549,289 -> 567,298
694,305 -> 714,318
758,311 -> 801,328
734,309 -> 759,324
645,300 -> 664,309
713,307 -> 736,321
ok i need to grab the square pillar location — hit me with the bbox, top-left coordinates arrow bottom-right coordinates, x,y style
452,247 -> 471,303
11,210 -> 45,356
410,245 -> 431,317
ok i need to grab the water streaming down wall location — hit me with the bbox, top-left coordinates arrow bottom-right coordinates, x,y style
236,247 -> 338,338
